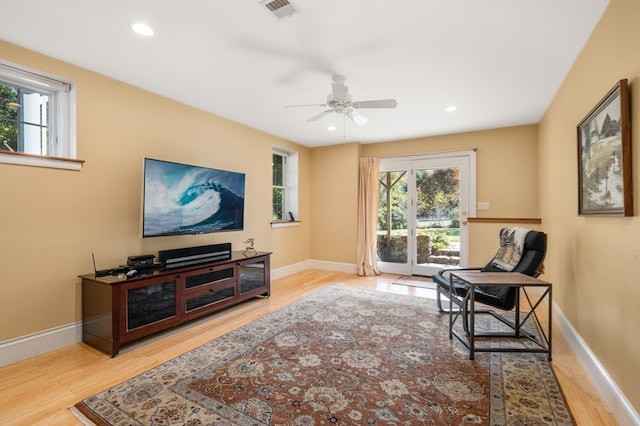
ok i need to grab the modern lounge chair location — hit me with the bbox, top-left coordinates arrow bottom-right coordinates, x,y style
432,228 -> 547,334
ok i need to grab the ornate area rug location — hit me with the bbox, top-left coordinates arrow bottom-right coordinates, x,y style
392,275 -> 437,289
71,285 -> 573,425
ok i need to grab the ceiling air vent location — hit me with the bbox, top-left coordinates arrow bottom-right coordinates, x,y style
260,0 -> 299,20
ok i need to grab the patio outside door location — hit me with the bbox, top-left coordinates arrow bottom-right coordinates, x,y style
377,151 -> 475,276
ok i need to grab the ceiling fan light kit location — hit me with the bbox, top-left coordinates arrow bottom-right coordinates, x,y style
287,75 -> 398,126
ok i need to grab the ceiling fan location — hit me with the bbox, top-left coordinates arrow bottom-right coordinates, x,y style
286,75 -> 398,126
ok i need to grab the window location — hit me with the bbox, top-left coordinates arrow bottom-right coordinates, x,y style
272,152 -> 286,221
272,147 -> 299,225
0,60 -> 79,170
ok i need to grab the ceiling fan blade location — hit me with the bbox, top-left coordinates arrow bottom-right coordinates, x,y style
284,103 -> 327,108
346,109 -> 369,126
307,109 -> 333,122
352,99 -> 398,109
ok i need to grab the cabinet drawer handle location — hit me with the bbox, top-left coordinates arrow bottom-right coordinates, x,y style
209,289 -> 215,293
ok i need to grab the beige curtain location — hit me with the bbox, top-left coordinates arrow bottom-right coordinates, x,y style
356,157 -> 381,276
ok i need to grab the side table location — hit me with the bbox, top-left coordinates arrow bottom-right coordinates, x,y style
448,271 -> 552,360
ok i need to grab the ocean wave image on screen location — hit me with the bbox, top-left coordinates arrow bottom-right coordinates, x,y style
143,160 -> 245,237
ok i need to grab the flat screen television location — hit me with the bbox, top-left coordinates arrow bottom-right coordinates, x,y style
142,158 -> 245,237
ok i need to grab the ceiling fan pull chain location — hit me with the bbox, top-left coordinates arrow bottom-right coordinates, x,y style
343,114 -> 346,138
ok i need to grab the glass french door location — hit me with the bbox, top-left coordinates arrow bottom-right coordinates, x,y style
377,151 -> 475,276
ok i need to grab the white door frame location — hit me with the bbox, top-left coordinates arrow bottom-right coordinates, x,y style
378,150 -> 476,276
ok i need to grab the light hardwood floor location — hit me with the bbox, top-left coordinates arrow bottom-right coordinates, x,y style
0,270 -> 618,425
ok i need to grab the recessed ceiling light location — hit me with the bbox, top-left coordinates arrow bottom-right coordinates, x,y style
327,125 -> 337,132
445,106 -> 457,112
131,22 -> 154,36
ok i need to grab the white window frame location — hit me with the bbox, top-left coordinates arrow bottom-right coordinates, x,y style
272,147 -> 299,227
0,60 -> 80,170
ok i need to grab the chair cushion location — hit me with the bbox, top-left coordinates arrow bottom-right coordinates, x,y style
474,286 -> 517,310
433,273 -> 517,309
432,273 -> 468,296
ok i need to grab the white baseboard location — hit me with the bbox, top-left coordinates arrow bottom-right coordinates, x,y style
0,321 -> 82,367
6,261 -> 636,426
271,259 -> 357,279
270,259 -> 314,279
307,259 -> 358,273
553,302 -> 639,426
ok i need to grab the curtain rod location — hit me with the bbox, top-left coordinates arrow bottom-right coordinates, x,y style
368,147 -> 477,160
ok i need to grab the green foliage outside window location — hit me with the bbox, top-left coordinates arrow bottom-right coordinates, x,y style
378,171 -> 408,230
416,168 -> 459,218
378,168 -> 460,235
272,153 -> 285,221
0,84 -> 19,151
272,188 -> 284,221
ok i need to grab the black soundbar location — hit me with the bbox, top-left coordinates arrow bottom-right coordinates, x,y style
159,243 -> 232,269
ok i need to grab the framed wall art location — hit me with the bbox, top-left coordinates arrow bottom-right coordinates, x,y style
577,79 -> 632,216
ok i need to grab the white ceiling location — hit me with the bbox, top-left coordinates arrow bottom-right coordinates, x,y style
1,0 -> 609,147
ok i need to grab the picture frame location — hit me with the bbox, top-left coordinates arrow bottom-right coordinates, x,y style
577,79 -> 632,216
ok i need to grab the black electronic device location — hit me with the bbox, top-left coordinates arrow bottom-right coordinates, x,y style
92,253 -> 129,277
127,254 -> 155,267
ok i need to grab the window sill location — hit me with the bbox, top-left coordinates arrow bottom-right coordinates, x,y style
0,151 -> 84,171
271,221 -> 301,228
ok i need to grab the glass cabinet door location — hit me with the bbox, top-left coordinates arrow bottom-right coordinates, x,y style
181,265 -> 237,317
185,287 -> 235,312
125,279 -> 177,332
238,260 -> 266,294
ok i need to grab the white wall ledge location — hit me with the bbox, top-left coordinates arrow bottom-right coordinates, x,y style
0,152 -> 83,171
271,221 -> 301,228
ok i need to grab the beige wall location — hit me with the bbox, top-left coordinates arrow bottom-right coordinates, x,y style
310,142 -> 360,263
0,40 -> 312,341
538,0 -> 640,412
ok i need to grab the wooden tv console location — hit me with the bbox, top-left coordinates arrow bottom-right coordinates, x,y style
80,251 -> 271,356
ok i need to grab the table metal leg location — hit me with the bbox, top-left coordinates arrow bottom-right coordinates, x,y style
448,275 -> 453,339
548,286 -> 552,361
469,284 -> 475,360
